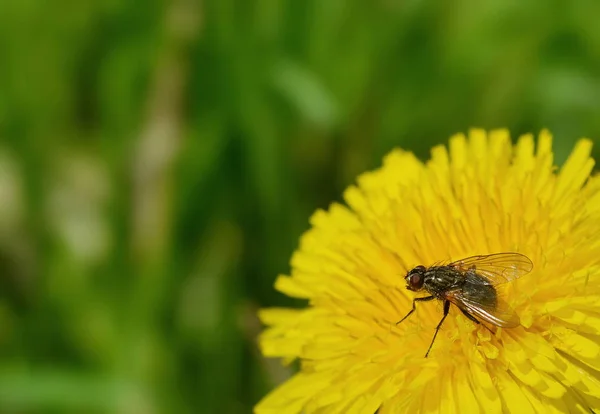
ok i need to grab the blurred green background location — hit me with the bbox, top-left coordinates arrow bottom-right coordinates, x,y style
0,1 -> 599,413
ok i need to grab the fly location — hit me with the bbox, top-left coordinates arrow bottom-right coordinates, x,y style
396,252 -> 533,357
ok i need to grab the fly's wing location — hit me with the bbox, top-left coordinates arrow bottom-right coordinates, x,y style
446,286 -> 520,328
449,252 -> 533,285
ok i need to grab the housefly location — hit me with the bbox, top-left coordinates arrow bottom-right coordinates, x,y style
396,252 -> 533,357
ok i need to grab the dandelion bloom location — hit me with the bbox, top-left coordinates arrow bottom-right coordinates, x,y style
256,129 -> 600,413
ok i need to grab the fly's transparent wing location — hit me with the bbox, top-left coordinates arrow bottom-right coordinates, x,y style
449,252 -> 533,285
446,286 -> 520,328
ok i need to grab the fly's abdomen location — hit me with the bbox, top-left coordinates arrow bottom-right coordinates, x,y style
461,283 -> 498,308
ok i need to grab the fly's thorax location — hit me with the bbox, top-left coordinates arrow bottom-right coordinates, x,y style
422,266 -> 465,298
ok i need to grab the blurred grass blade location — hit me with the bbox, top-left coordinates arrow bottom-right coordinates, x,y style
271,59 -> 339,128
0,370 -> 148,412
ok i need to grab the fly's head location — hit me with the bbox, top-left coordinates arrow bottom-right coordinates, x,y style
405,265 -> 426,291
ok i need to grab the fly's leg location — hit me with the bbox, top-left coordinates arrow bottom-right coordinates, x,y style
396,296 -> 435,325
425,300 -> 450,358
458,307 -> 480,324
458,308 -> 495,334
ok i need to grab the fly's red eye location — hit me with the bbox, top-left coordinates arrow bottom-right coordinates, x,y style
405,266 -> 426,291
409,274 -> 422,288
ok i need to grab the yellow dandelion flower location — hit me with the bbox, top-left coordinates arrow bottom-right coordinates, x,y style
256,129 -> 600,414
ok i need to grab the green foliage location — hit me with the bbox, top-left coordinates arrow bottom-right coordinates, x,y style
0,0 -> 599,412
